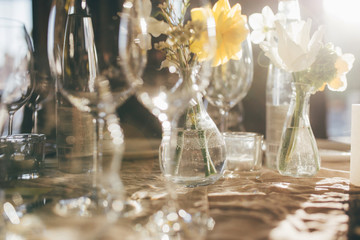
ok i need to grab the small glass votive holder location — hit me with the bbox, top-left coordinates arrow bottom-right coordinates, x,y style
223,132 -> 263,179
0,134 -> 46,180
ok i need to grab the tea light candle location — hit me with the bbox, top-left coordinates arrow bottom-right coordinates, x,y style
351,104 -> 360,186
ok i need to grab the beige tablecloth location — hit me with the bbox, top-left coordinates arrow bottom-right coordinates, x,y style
0,146 -> 358,240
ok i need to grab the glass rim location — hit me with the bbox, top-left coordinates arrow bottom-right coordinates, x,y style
0,17 -> 26,28
1,134 -> 46,142
223,131 -> 263,138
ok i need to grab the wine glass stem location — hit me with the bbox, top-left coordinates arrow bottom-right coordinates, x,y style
161,120 -> 181,207
33,109 -> 38,134
8,113 -> 14,135
92,117 -> 104,188
0,105 -> 7,134
219,109 -> 229,132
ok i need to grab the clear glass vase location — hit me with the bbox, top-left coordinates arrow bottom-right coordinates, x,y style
277,82 -> 320,177
160,93 -> 226,187
265,0 -> 301,170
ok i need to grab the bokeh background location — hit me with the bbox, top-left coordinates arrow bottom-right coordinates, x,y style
0,0 -> 358,143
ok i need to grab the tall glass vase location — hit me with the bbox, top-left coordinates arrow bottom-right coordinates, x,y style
265,0 -> 301,169
277,82 -> 320,177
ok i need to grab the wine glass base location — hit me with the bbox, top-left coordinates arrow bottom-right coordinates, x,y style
53,190 -> 142,219
53,189 -> 112,218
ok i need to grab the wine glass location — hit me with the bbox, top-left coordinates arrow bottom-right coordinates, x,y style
204,35 -> 253,132
120,0 -> 216,238
48,0 -> 145,217
0,18 -> 34,136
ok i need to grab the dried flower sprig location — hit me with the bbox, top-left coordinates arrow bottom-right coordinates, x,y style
148,0 -> 211,71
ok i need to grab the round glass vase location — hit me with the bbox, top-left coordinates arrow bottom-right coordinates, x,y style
277,82 -> 320,177
160,93 -> 226,187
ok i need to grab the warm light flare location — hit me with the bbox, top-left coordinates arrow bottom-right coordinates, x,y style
323,0 -> 360,23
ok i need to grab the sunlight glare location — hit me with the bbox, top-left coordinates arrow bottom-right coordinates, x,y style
153,92 -> 168,111
323,0 -> 360,23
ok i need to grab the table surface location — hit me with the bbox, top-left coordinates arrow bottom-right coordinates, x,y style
0,139 -> 358,240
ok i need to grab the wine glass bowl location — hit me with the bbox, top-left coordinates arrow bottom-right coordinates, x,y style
60,3 -> 135,115
204,36 -> 253,132
117,0 -> 147,90
138,64 -> 202,122
60,6 -> 100,113
0,18 -> 34,135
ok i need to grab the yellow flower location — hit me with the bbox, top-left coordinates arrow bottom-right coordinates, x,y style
212,0 -> 249,66
190,0 -> 249,66
318,53 -> 354,92
189,7 -> 214,62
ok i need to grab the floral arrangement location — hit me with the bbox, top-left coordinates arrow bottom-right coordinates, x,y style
249,6 -> 354,93
146,0 -> 249,178
146,0 -> 248,68
249,6 -> 355,173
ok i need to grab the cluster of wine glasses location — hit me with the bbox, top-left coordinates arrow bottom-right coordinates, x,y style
0,17 -> 53,136
0,18 -> 48,181
0,18 -> 34,136
0,17 -> 56,182
46,0 -> 218,236
46,0 -> 253,238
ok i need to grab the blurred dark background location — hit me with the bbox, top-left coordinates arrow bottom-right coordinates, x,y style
1,0 -> 358,142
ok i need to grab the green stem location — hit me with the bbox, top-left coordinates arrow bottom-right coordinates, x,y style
174,130 -> 184,174
174,97 -> 217,177
198,129 -> 217,176
192,101 -> 217,177
279,82 -> 306,170
172,101 -> 196,175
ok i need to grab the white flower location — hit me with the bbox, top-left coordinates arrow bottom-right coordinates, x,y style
248,6 -> 282,44
131,0 -> 169,50
260,19 -> 325,72
144,0 -> 169,38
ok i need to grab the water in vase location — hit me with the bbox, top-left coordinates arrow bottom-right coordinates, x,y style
277,126 -> 320,177
163,128 -> 226,187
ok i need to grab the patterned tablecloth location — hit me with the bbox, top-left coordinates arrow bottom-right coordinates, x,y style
0,140 -> 358,240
